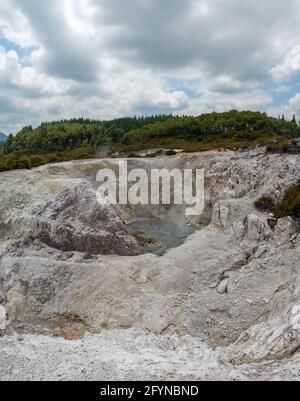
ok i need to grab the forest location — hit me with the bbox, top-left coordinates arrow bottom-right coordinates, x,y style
0,110 -> 299,172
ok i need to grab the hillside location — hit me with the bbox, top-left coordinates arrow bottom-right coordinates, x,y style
119,110 -> 300,151
0,111 -> 300,172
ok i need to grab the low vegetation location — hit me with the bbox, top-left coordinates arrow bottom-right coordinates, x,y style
254,196 -> 276,213
266,141 -> 289,153
255,181 -> 300,219
274,181 -> 300,219
0,147 -> 96,172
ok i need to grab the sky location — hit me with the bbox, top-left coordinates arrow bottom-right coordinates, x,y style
1,0 -> 300,134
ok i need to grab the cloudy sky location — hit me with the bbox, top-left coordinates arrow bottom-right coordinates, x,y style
1,0 -> 300,133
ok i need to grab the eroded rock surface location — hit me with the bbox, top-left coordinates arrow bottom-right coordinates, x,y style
0,148 -> 299,380
29,182 -> 140,256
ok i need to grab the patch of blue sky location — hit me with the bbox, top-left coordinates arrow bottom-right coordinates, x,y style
0,36 -> 36,66
265,77 -> 300,107
167,79 -> 201,99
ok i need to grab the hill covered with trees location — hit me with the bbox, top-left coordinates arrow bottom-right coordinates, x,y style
0,110 -> 299,172
1,115 -> 172,155
119,110 -> 300,151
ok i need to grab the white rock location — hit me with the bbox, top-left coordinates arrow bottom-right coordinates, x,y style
208,282 -> 219,289
246,214 -> 273,242
217,279 -> 228,294
274,217 -> 298,244
0,149 -> 299,379
0,305 -> 6,332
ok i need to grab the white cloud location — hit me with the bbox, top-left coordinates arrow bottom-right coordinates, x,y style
0,0 -> 37,48
288,93 -> 300,115
271,45 -> 300,81
0,45 -> 70,95
0,0 -> 300,132
184,90 -> 273,117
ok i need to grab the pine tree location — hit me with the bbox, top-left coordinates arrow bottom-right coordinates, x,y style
3,134 -> 16,154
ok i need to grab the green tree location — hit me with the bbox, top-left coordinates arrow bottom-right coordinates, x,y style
3,134 -> 16,154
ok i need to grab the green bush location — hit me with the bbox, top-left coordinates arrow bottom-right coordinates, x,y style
255,196 -> 275,213
274,181 -> 300,219
15,155 -> 31,169
65,147 -> 96,160
0,147 -> 97,173
0,154 -> 31,171
127,152 -> 139,158
30,155 -> 46,167
165,149 -> 177,156
266,143 -> 289,153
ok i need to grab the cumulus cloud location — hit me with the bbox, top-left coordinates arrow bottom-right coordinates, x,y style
0,0 -> 300,132
0,46 -> 69,95
0,0 -> 36,48
287,93 -> 300,116
271,46 -> 300,81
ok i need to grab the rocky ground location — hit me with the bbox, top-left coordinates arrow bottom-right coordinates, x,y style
0,148 -> 299,381
1,329 -> 300,381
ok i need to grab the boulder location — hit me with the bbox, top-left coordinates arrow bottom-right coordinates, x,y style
274,217 -> 299,245
28,182 -> 141,256
245,214 -> 273,242
217,279 -> 229,294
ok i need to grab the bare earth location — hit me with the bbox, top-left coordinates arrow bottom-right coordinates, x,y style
1,330 -> 300,381
0,148 -> 300,381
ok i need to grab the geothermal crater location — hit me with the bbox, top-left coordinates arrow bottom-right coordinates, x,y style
0,148 -> 300,380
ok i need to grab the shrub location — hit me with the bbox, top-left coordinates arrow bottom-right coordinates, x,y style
127,153 -> 139,158
15,155 -> 31,169
255,196 -> 275,213
30,155 -> 46,167
0,161 -> 9,172
47,154 -> 60,163
0,147 -> 97,173
274,181 -> 300,219
165,149 -> 177,156
266,143 -> 289,153
0,154 -> 31,171
66,147 -> 96,160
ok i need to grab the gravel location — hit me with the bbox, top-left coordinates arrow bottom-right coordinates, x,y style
1,329 -> 300,381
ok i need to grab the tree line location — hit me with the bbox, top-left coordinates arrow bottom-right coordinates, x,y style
1,115 -> 173,155
1,111 -> 299,158
120,110 -> 300,146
